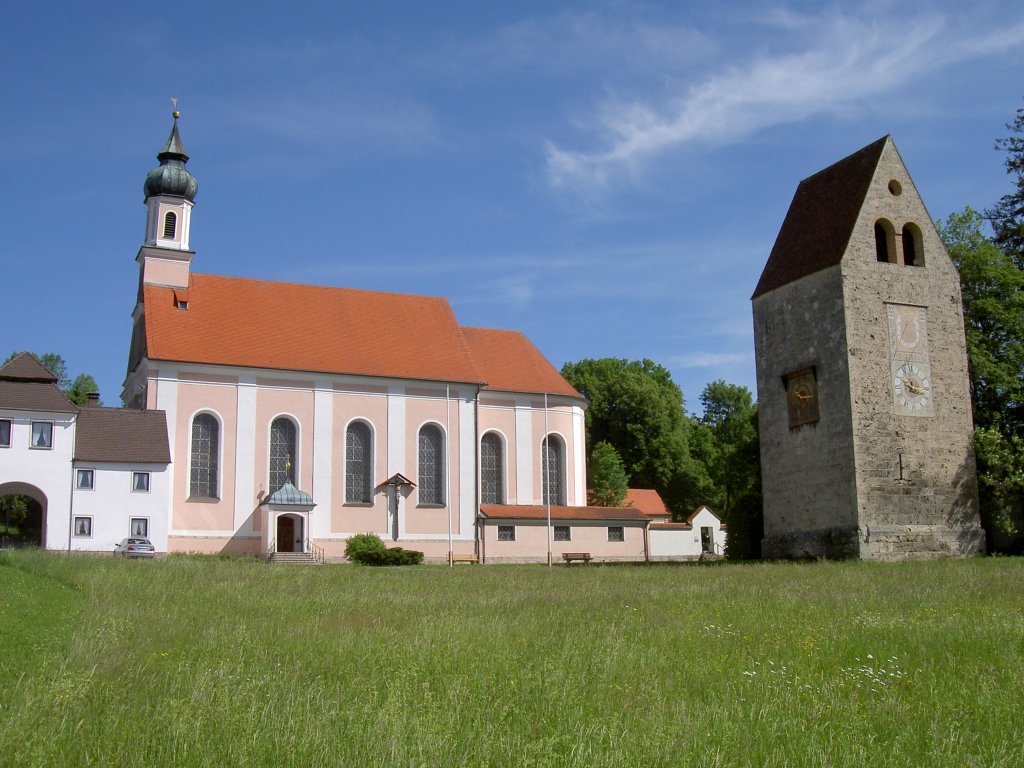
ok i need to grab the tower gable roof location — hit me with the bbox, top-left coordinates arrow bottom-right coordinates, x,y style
752,136 -> 889,299
0,352 -> 59,382
0,353 -> 77,413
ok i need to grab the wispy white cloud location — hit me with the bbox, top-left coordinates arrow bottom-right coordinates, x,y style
545,10 -> 1024,192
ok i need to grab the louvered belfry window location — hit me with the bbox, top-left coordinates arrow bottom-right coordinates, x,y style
163,211 -> 177,239
270,417 -> 297,492
190,413 -> 219,498
480,432 -> 504,504
418,424 -> 445,505
345,421 -> 372,503
542,435 -> 565,506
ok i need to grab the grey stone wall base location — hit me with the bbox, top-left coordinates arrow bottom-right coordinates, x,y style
858,523 -> 986,560
762,527 -> 860,560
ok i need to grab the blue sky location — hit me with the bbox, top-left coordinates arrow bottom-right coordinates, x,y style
2,1 -> 1022,413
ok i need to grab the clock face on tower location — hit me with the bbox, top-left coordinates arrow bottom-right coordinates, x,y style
893,362 -> 931,412
785,368 -> 819,428
887,304 -> 934,417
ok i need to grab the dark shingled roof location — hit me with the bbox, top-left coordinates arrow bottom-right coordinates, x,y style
74,408 -> 170,464
0,353 -> 77,413
752,136 -> 889,299
479,504 -> 650,522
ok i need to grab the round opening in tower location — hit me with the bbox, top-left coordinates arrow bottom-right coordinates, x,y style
888,179 -> 903,196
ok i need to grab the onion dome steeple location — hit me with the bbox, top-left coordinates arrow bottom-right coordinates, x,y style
144,110 -> 198,202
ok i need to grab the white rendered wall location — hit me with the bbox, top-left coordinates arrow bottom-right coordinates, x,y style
70,463 -> 170,552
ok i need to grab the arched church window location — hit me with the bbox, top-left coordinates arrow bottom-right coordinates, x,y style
875,219 -> 896,263
345,421 -> 373,503
901,223 -> 924,267
269,417 -> 297,492
542,435 -> 565,506
163,211 -> 177,239
418,424 -> 445,505
481,432 -> 504,505
189,413 -> 219,499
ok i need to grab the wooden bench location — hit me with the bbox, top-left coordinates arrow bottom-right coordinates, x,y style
562,552 -> 592,564
448,553 -> 479,565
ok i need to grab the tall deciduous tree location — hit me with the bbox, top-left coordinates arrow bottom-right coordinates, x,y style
561,358 -> 709,514
587,441 -> 629,507
938,208 -> 1024,437
986,102 -> 1024,267
696,380 -> 762,559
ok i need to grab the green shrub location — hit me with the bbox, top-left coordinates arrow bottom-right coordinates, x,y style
344,533 -> 422,566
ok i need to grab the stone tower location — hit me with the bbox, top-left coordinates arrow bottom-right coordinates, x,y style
752,136 -> 985,560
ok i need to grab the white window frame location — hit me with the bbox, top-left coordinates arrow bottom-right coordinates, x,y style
76,468 -> 95,490
130,517 -> 150,538
132,471 -> 151,493
73,516 -> 93,538
30,421 -> 53,449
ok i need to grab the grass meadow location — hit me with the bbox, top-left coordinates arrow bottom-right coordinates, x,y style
0,551 -> 1022,767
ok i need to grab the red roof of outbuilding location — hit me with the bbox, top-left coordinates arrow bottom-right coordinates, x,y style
625,488 -> 671,518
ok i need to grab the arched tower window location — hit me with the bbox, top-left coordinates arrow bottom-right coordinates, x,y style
269,417 -> 297,492
542,435 -> 565,506
163,211 -> 177,239
481,432 -> 505,505
189,413 -> 219,499
875,219 -> 896,263
418,424 -> 445,505
901,223 -> 924,267
345,421 -> 373,503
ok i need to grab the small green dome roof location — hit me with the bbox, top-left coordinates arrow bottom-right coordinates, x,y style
144,114 -> 198,201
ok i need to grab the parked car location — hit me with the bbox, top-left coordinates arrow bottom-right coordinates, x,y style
114,538 -> 156,558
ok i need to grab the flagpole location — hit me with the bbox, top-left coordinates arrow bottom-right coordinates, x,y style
545,392 -> 551,568
446,384 -> 453,567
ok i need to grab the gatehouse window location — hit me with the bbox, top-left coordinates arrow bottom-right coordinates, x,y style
132,471 -> 151,493
901,223 -> 924,267
554,525 -> 571,541
345,421 -> 373,504
0,418 -> 10,447
542,435 -> 566,506
480,432 -> 504,504
73,516 -> 92,538
418,424 -> 445,505
30,421 -> 53,449
190,413 -> 219,499
269,417 -> 297,492
163,211 -> 177,239
497,525 -> 516,541
131,517 -> 149,538
76,469 -> 94,490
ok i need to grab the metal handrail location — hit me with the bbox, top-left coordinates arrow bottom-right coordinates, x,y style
267,539 -> 276,559
305,538 -> 324,564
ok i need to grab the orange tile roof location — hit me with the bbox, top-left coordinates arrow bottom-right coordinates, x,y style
480,504 -> 649,522
144,274 -> 483,384
625,488 -> 671,518
461,327 -> 580,397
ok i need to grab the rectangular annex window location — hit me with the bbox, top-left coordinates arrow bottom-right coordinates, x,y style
0,418 -> 10,447
73,516 -> 92,538
608,526 -> 625,542
76,469 -> 94,490
497,525 -> 516,542
554,525 -> 571,542
30,421 -> 53,449
132,471 -> 151,493
130,517 -> 149,538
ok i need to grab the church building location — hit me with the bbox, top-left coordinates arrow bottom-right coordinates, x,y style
752,136 -> 985,560
0,111 -> 666,563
